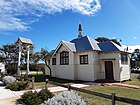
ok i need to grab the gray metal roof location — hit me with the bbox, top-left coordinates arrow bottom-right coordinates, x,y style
17,37 -> 33,45
99,58 -> 116,60
51,36 -> 125,55
63,41 -> 76,52
45,50 -> 55,59
70,36 -> 101,52
87,36 -> 101,51
98,41 -> 124,52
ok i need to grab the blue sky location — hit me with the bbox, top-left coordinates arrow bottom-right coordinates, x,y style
0,0 -> 140,52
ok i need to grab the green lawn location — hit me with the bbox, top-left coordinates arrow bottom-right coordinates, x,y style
34,82 -> 45,87
31,73 -> 85,88
21,70 -> 43,75
31,74 -> 140,105
123,75 -> 140,86
34,76 -> 83,88
79,85 -> 140,105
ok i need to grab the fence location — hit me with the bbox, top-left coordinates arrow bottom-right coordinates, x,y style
48,81 -> 140,105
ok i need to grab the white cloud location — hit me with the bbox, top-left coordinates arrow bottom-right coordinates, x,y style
133,37 -> 137,39
122,45 -> 140,53
0,0 -> 101,31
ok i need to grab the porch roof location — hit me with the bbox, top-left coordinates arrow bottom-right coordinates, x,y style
99,58 -> 116,60
17,37 -> 33,45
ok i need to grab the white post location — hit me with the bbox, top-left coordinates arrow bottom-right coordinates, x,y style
26,45 -> 30,78
17,43 -> 22,76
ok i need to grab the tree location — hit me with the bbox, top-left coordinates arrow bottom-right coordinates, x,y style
95,37 -> 121,46
30,48 -> 48,64
131,49 -> 140,61
27,48 -> 49,74
0,43 -> 35,74
0,44 -> 19,64
40,48 -> 49,61
0,43 -> 18,74
131,49 -> 140,68
0,43 -> 49,74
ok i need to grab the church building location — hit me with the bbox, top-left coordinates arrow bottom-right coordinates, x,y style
45,24 -> 130,81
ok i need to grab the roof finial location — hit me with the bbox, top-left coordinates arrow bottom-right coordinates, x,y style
78,24 -> 82,38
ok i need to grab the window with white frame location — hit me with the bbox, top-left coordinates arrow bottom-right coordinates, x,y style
80,55 -> 88,64
60,51 -> 69,65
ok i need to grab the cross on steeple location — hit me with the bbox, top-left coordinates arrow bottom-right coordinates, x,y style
78,24 -> 82,38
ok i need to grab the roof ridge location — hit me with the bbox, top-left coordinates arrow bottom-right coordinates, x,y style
87,36 -> 95,50
111,41 -> 124,51
63,40 -> 74,44
70,35 -> 87,42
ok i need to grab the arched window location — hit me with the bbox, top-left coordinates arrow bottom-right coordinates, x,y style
60,51 -> 69,65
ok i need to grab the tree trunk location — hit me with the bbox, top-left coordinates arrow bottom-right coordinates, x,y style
45,59 -> 52,77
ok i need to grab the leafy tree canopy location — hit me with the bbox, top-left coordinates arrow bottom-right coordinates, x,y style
0,43 -> 35,65
0,43 -> 18,64
95,37 -> 121,46
130,48 -> 140,68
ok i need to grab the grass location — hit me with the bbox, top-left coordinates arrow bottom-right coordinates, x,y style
29,73 -> 140,105
34,82 -> 45,87
123,75 -> 140,86
32,73 -> 140,87
30,73 -> 85,88
33,76 -> 84,88
79,85 -> 140,105
31,74 -> 75,88
34,82 -> 59,88
21,70 -> 43,75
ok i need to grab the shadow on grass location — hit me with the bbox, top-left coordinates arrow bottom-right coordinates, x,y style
95,79 -> 117,83
30,74 -> 87,84
49,77 -> 85,84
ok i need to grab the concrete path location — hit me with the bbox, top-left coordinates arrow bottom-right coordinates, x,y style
35,82 -> 97,93
0,81 -> 22,105
0,81 -> 96,105
0,81 -> 27,105
106,83 -> 140,89
1,80 -> 139,105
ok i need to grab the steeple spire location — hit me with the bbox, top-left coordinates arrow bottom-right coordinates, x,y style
78,24 -> 82,38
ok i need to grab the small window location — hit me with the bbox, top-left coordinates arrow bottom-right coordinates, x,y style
80,55 -> 88,64
48,60 -> 50,65
121,54 -> 128,64
52,58 -> 56,65
60,51 -> 69,65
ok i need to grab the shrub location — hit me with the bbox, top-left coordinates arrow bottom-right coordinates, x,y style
33,74 -> 45,82
29,63 -> 37,71
6,81 -> 29,91
38,89 -> 53,101
21,91 -> 41,105
6,63 -> 17,75
21,89 -> 53,105
2,76 -> 16,85
41,91 -> 87,105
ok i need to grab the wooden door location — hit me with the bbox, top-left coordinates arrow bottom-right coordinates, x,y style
105,61 -> 114,80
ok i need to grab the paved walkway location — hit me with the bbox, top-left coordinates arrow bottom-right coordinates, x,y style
0,80 -> 30,105
0,81 -> 96,105
106,82 -> 140,89
34,82 -> 97,92
1,80 -> 139,105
